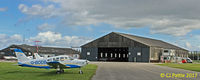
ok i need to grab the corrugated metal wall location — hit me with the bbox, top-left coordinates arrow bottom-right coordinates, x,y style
128,47 -> 150,62
81,32 -> 189,62
81,32 -> 150,62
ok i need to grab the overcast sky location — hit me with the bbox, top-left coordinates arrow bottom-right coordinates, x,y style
0,0 -> 200,51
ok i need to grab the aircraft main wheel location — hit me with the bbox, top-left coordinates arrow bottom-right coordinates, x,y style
79,70 -> 83,74
56,71 -> 61,74
61,69 -> 64,73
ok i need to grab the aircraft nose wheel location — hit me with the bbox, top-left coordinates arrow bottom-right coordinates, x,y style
61,69 -> 64,73
56,70 -> 64,74
79,70 -> 83,74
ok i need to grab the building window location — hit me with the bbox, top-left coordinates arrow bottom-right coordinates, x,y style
28,52 -> 31,55
65,57 -> 68,59
47,58 -> 52,62
0,52 -> 5,55
60,57 -> 64,61
115,53 -> 117,58
55,57 -> 59,61
100,53 -> 103,58
53,58 -> 56,61
87,52 -> 90,56
73,54 -> 79,59
111,53 -> 113,58
137,52 -> 141,56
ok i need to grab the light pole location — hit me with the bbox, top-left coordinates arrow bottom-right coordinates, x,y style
34,41 -> 41,53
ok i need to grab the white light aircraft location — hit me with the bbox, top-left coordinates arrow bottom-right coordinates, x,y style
14,49 -> 89,74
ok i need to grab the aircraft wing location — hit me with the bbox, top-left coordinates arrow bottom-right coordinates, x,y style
47,62 -> 69,69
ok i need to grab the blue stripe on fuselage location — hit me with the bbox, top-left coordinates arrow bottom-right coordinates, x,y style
18,63 -> 81,69
20,64 -> 50,69
47,61 -> 81,68
66,64 -> 81,68
47,61 -> 59,64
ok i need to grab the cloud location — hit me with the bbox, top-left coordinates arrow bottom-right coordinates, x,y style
29,31 -> 92,47
0,31 -> 92,49
184,41 -> 200,51
18,4 -> 58,19
0,34 -> 23,43
37,23 -> 56,31
177,35 -> 200,51
0,8 -> 7,12
150,19 -> 200,36
194,35 -> 200,40
185,42 -> 192,49
0,34 -> 23,49
19,0 -> 200,36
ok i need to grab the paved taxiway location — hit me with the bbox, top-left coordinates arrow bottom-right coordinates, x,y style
91,62 -> 200,80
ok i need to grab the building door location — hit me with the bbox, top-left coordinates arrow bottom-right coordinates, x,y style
98,47 -> 128,62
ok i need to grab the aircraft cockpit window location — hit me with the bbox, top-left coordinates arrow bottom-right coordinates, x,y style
69,57 -> 74,60
53,58 -> 56,61
60,57 -> 64,61
56,57 -> 59,61
65,57 -> 68,59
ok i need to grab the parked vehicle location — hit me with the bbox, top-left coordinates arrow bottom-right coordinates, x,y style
184,58 -> 193,63
182,59 -> 187,63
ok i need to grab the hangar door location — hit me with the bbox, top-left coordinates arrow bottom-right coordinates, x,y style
98,47 -> 128,62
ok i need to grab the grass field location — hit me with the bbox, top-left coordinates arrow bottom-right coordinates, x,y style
0,62 -> 97,80
157,63 -> 200,72
192,60 -> 200,63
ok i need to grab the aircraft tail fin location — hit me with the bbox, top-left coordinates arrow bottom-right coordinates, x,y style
34,53 -> 43,59
14,49 -> 30,63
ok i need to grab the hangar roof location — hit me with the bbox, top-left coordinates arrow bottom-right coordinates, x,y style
82,32 -> 188,51
115,32 -> 187,50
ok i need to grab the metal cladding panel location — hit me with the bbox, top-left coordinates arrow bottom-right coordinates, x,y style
117,32 -> 188,51
82,32 -> 149,48
135,48 -> 142,62
141,48 -> 150,62
81,47 -> 98,61
82,32 -> 188,52
128,47 -> 133,62
81,32 -> 150,62
128,47 -> 150,62
81,32 -> 188,62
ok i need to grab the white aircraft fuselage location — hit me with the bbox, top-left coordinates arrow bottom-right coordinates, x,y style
14,49 -> 88,74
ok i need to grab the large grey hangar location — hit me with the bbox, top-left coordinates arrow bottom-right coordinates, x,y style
81,32 -> 188,62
